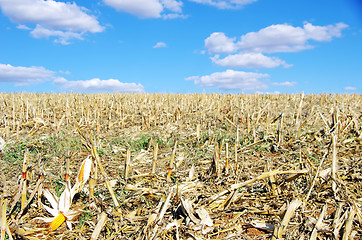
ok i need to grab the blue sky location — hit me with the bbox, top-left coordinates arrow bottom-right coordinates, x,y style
0,0 -> 361,94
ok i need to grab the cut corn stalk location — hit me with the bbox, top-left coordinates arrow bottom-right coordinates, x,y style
37,173 -> 43,208
167,141 -> 177,182
234,143 -> 238,172
152,142 -> 158,174
273,198 -> 302,239
144,200 -> 163,236
342,207 -> 356,240
21,181 -> 27,211
310,204 -> 327,240
21,153 -> 29,210
124,149 -> 131,179
0,175 -> 13,240
1,198 -> 7,240
16,174 -> 44,219
157,192 -> 173,224
65,156 -> 70,181
209,143 -> 220,177
295,92 -> 304,137
89,178 -> 95,198
333,202 -> 346,239
90,137 -> 119,208
90,212 -> 107,240
224,142 -> 229,174
332,133 -> 338,198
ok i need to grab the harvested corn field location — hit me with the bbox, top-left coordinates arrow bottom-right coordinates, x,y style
0,93 -> 361,239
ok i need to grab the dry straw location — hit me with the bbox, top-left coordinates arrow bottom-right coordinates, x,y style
0,93 -> 360,239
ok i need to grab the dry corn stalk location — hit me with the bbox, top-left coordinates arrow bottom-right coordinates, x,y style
342,206 -> 356,240
224,142 -> 229,174
0,93 -> 360,239
152,142 -> 158,174
167,141 -> 177,182
124,148 -> 131,179
204,169 -> 308,204
21,152 -> 29,210
157,192 -> 173,225
310,204 -> 327,240
209,143 -> 220,177
332,133 -> 338,198
91,212 -> 108,240
0,175 -> 12,240
16,174 -> 44,219
76,124 -> 120,208
333,202 -> 346,239
65,155 -> 70,182
1,198 -> 8,240
272,198 -> 302,239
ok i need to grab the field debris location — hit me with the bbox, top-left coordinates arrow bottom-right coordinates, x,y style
0,93 -> 361,239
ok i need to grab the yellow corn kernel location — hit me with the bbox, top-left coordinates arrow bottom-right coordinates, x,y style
78,162 -> 86,182
49,213 -> 66,231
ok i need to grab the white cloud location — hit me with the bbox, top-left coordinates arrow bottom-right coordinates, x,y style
204,22 -> 348,54
0,63 -> 145,93
185,69 -> 268,90
103,0 -> 163,18
153,42 -> 167,48
344,86 -> 357,91
200,21 -> 347,78
31,25 -> 83,45
0,0 -> 104,43
54,78 -> 145,93
304,22 -> 348,41
239,22 -> 349,53
189,0 -> 257,9
211,52 -> 291,68
272,81 -> 297,87
0,63 -> 55,86
103,0 -> 185,19
16,24 -> 30,30
161,0 -> 183,12
205,32 -> 238,54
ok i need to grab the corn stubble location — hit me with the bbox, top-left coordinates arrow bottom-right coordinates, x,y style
0,93 -> 361,239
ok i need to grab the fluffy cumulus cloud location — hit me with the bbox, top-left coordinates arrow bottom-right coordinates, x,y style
0,63 -> 144,93
54,78 -> 145,93
211,53 -> 291,69
153,42 -> 167,48
185,69 -> 268,90
205,32 -> 238,54
205,22 -> 349,65
103,0 -> 185,19
205,22 -> 348,54
0,0 -> 104,44
238,22 -> 348,53
0,63 -> 55,86
189,0 -> 257,9
190,22 -> 348,91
